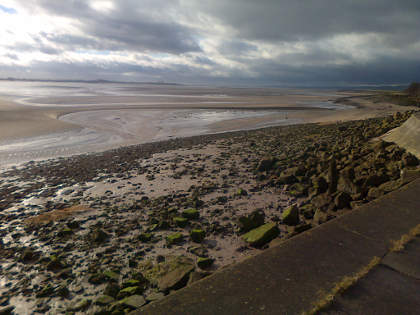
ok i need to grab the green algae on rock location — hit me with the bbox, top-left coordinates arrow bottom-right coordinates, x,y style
242,222 -> 280,247
166,233 -> 184,245
282,205 -> 300,226
182,208 -> 200,219
190,229 -> 206,243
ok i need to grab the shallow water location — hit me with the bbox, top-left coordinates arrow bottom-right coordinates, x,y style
0,81 -> 349,166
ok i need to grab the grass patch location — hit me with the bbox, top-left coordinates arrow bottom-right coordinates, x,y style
304,256 -> 381,315
390,223 -> 420,252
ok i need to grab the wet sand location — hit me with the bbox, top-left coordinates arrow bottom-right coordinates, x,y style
0,85 -> 418,169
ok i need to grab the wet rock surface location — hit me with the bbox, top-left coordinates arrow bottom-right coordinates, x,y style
0,111 -> 419,314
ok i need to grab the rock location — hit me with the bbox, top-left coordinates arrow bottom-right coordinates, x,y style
313,209 -> 327,225
237,210 -> 265,233
66,220 -> 80,229
328,158 -> 338,194
242,222 -> 280,247
166,233 -> 184,245
157,263 -> 195,292
36,284 -> 54,298
173,217 -> 188,228
400,168 -> 420,184
57,228 -> 73,238
188,271 -> 211,285
293,224 -> 312,234
138,233 -> 153,242
313,176 -> 328,194
20,248 -> 39,263
91,228 -> 109,243
190,229 -> 206,243
46,256 -> 66,271
0,306 -> 14,315
182,208 -> 199,220
119,295 -> 146,309
188,246 -> 208,257
311,193 -> 332,209
103,270 -> 119,282
146,292 -> 165,302
300,204 -> 315,219
236,188 -> 248,196
95,295 -> 115,306
402,153 -> 419,167
257,157 -> 276,172
197,257 -> 214,269
117,286 -> 144,299
122,279 -> 142,288
104,283 -> 120,298
89,273 -> 106,284
277,174 -> 298,185
68,299 -> 91,312
334,192 -> 351,209
282,205 -> 300,226
365,174 -> 389,187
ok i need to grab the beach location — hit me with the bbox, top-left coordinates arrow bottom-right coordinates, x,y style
0,83 -> 417,167
1,83 -> 420,314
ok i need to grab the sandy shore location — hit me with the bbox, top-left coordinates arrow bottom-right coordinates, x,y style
1,90 -> 415,142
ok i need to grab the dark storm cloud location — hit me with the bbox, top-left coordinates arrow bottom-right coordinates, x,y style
194,0 -> 420,45
24,0 -> 201,54
4,0 -> 420,85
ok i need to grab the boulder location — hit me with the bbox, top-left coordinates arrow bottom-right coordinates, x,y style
197,257 -> 214,269
282,205 -> 300,226
257,157 -> 276,172
117,286 -> 143,299
334,192 -> 351,209
119,295 -> 146,309
173,217 -> 188,228
95,295 -> 115,306
328,158 -> 338,194
402,153 -> 419,167
157,263 -> 194,292
242,222 -> 279,247
190,229 -> 206,243
182,208 -> 200,220
166,233 -> 184,245
313,176 -> 328,194
237,210 -> 265,233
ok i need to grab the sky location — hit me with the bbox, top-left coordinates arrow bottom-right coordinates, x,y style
0,0 -> 419,86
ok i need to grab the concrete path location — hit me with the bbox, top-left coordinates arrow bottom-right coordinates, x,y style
132,178 -> 420,315
384,112 -> 420,158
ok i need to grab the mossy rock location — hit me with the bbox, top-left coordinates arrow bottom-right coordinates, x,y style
190,229 -> 206,243
166,233 -> 184,245
237,210 -> 265,233
138,233 -> 153,242
242,222 -> 279,247
236,188 -> 248,196
95,295 -> 115,306
182,208 -> 200,220
103,270 -> 119,282
122,279 -> 142,288
117,286 -> 143,299
173,217 -> 188,228
282,205 -> 300,226
118,295 -> 146,309
197,257 -> 214,269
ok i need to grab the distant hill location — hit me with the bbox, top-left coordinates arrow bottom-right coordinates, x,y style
0,77 -> 182,85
